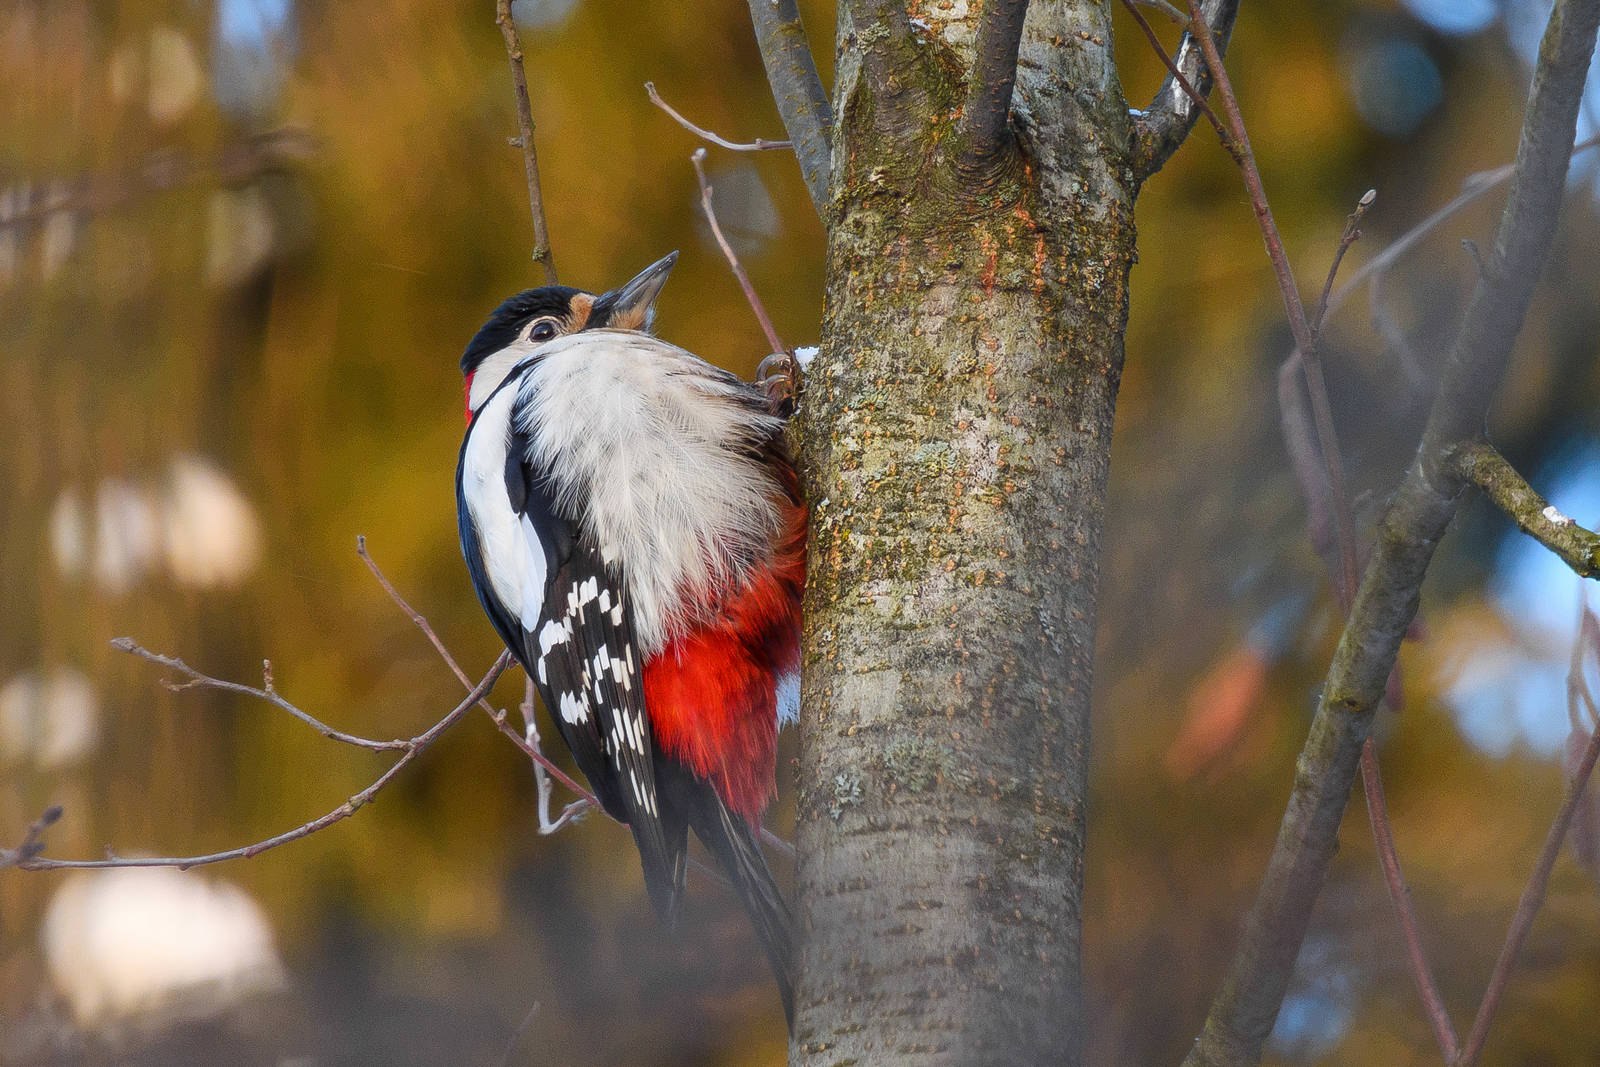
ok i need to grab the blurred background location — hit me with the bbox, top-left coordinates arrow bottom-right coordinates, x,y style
1,0 -> 1597,1063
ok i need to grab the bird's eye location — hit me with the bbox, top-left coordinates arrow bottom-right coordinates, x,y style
528,318 -> 559,342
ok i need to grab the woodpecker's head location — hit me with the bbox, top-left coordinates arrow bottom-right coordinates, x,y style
460,251 -> 678,419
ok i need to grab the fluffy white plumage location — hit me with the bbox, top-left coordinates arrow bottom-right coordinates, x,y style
515,330 -> 786,655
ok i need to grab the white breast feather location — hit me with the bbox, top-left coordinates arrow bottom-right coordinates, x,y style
516,330 -> 785,655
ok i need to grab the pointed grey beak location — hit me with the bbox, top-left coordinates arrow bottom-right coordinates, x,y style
592,251 -> 678,331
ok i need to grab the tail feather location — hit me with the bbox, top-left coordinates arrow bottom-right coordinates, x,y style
688,792 -> 794,1029
635,811 -> 689,929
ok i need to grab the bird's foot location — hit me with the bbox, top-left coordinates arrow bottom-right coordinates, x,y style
757,351 -> 798,416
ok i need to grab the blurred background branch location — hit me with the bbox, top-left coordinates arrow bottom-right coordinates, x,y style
1186,0 -> 1600,1061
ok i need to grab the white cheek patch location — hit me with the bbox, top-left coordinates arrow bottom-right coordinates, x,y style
462,388 -> 526,622
468,348 -> 536,412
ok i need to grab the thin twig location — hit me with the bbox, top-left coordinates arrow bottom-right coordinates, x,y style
1368,268 -> 1431,391
690,149 -> 787,355
1180,0 -> 1360,608
0,129 -> 317,236
18,655 -> 511,872
1159,5 -> 1453,1053
1313,190 -> 1376,339
1360,739 -> 1461,1060
1145,35 -> 1446,1040
110,636 -> 410,751
494,0 -> 557,283
522,676 -> 591,834
1318,134 -> 1600,335
1133,0 -> 1188,24
1458,614 -> 1600,1065
356,536 -> 595,802
1152,50 -> 1424,1021
498,1001 -> 542,1067
645,82 -> 792,151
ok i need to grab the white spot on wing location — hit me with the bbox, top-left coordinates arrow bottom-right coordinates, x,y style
558,690 -> 587,724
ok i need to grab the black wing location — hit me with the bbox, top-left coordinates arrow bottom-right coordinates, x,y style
457,385 -> 685,920
530,537 -> 686,918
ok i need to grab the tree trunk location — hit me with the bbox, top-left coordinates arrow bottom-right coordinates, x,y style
791,4 -> 1134,1062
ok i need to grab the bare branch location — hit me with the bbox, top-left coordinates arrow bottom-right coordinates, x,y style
17,654 -> 512,872
110,636 -> 410,751
522,676 -> 591,834
1453,441 -> 1600,579
1186,0 -> 1600,1061
1168,1 -> 1362,615
1458,614 -> 1600,1065
745,0 -> 833,215
1284,190 -> 1457,1060
1320,134 -> 1600,334
645,82 -> 792,151
494,0 -> 557,283
1129,0 -> 1241,183
1139,18 -> 1451,1050
959,0 -> 1029,169
1123,0 -> 1359,606
690,149 -> 787,355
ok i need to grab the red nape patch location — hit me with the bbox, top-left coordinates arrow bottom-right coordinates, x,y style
642,502 -> 805,821
462,372 -> 476,424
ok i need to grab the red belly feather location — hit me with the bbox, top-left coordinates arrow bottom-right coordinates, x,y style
642,501 -> 805,821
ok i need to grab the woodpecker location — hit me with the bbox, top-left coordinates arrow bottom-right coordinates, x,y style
454,252 -> 803,1023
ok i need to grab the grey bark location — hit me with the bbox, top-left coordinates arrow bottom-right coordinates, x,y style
746,0 -> 833,216
790,3 -> 1135,1063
